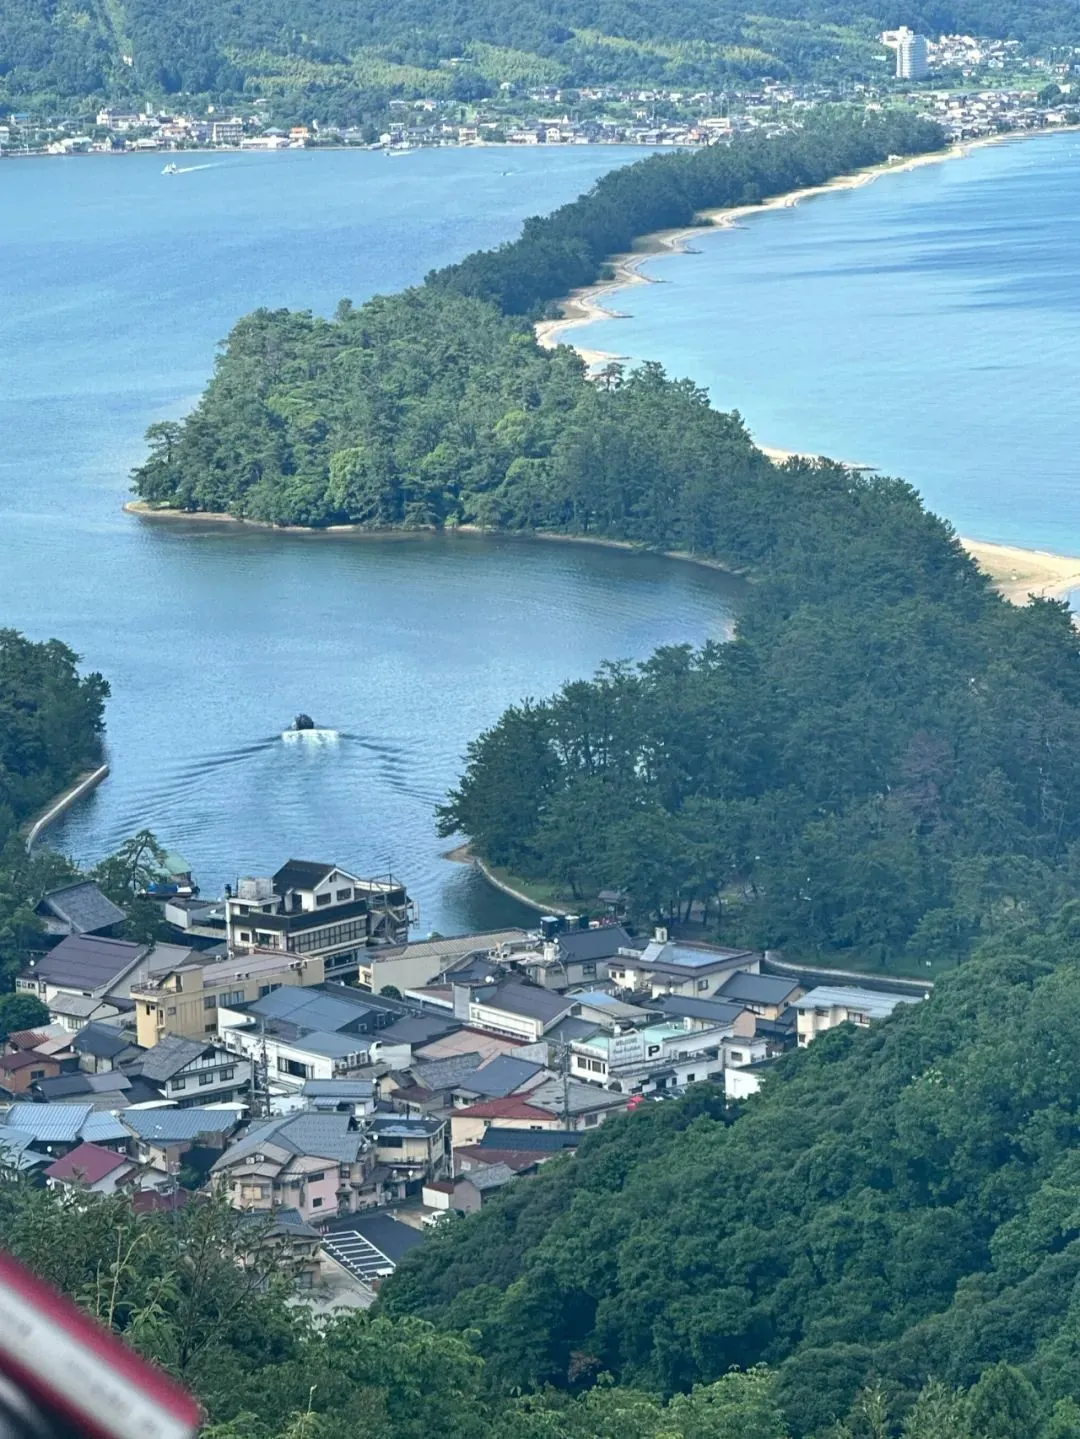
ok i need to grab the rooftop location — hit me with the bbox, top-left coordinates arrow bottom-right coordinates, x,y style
74,1022 -> 141,1061
244,986 -> 374,1032
23,934 -> 146,993
476,1126 -> 578,1152
630,940 -> 758,977
272,859 -> 336,892
457,1054 -> 545,1098
555,925 -> 634,963
122,1107 -> 243,1144
135,1034 -> 221,1082
717,972 -> 802,1007
792,986 -> 923,1019
44,1142 -> 129,1185
455,1096 -> 557,1122
476,982 -> 573,1025
219,1111 -> 364,1167
301,1079 -> 375,1100
654,995 -> 748,1025
39,882 -> 126,936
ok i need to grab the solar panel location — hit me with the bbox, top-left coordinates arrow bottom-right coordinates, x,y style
321,1231 -> 395,1284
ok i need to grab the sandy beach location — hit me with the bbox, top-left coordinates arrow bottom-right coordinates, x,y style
534,133 -> 1080,607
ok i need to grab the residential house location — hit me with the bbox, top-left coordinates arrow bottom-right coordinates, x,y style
423,1161 -> 517,1214
450,1096 -> 562,1149
44,1142 -> 138,1195
367,1113 -> 448,1193
217,984 -> 395,1087
35,882 -> 126,939
300,1079 -> 377,1117
357,928 -> 529,995
450,1054 -> 547,1106
792,986 -> 923,1046
467,982 -> 574,1042
225,860 -> 412,984
725,1063 -> 772,1100
32,1071 -> 138,1107
17,934 -> 147,1009
133,947 -> 328,1048
73,1021 -> 143,1074
716,971 -> 804,1018
45,993 -> 125,1031
212,1112 -> 374,1221
514,925 -> 635,991
0,1125 -> 51,1175
607,939 -> 761,999
122,1106 -> 244,1177
653,995 -> 757,1034
2,1104 -> 130,1157
129,1033 -> 251,1106
0,1047 -> 72,1095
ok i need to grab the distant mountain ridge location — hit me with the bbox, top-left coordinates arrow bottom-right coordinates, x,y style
4,0 -> 1080,114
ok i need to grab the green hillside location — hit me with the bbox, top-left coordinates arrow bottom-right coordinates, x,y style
4,0 -> 1080,112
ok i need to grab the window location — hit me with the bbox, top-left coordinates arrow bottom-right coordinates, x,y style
309,1171 -> 326,1182
220,990 -> 244,1007
289,919 -> 368,955
697,979 -> 710,991
686,1073 -> 696,1083
278,1057 -> 310,1080
144,1004 -> 153,1017
199,1071 -> 213,1086
584,1113 -> 599,1126
316,892 -> 331,906
239,931 -> 252,943
203,995 -> 217,1010
221,1067 -> 235,1081
729,1051 -> 745,1064
581,961 -> 596,977
171,1078 -> 186,1091
258,983 -> 280,998
335,888 -> 352,902
30,1069 -> 45,1081
255,931 -> 274,947
311,1197 -> 323,1208
166,1006 -> 176,1016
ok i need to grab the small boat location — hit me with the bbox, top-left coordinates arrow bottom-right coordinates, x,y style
162,162 -> 180,175
291,714 -> 315,731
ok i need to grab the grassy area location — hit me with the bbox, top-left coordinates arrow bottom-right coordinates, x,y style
478,861 -> 581,915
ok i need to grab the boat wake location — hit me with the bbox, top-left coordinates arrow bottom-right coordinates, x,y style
281,728 -> 341,744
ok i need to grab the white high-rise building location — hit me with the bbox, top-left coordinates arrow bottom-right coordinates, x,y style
895,27 -> 930,80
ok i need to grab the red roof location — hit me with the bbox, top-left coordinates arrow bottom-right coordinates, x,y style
7,1030 -> 51,1051
132,1188 -> 190,1214
44,1143 -> 129,1186
0,1049 -> 55,1073
456,1096 -> 557,1121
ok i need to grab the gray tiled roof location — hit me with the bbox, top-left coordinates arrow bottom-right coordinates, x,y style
122,1107 -> 242,1143
482,983 -> 572,1025
135,1034 -> 218,1082
461,1161 -> 515,1192
25,935 -> 146,992
220,1112 -> 365,1167
476,1126 -> 578,1151
5,1104 -> 91,1143
248,987 -> 373,1032
556,926 -> 633,964
40,882 -> 126,935
462,1054 -> 545,1098
655,995 -> 748,1025
717,972 -> 802,1007
411,1053 -> 484,1091
301,1079 -> 375,1100
74,1022 -> 141,1061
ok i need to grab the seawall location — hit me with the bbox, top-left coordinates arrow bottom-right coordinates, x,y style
24,763 -> 110,852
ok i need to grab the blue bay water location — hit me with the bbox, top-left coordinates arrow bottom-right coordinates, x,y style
564,131 -> 1080,554
0,147 -> 742,934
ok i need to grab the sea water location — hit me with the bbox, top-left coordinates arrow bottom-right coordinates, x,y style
0,147 -> 741,934
562,130 -> 1080,555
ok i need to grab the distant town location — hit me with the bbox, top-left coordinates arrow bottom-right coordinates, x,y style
1,853 -> 924,1303
3,30 -> 1079,160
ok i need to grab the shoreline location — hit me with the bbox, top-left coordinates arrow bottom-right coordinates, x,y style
534,136 -> 1017,362
533,129 -> 1080,606
22,763 -> 110,853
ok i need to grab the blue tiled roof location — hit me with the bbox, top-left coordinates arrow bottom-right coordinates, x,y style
122,1108 -> 242,1143
5,1104 -> 89,1143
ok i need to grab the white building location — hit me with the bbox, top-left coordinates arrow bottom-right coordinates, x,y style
792,985 -> 923,1046
894,27 -> 930,79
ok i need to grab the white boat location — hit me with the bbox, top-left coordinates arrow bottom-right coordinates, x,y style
162,162 -> 180,175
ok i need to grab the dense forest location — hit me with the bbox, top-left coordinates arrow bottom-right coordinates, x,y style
377,915 -> 1080,1437
3,1163 -> 1080,1437
133,109 -> 940,525
4,0 -> 1080,112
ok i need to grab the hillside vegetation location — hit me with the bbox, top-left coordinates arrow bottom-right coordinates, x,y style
5,0 -> 1080,110
381,913 -> 1080,1436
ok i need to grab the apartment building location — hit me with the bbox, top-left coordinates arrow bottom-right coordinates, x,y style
226,860 -> 413,983
132,949 -> 327,1048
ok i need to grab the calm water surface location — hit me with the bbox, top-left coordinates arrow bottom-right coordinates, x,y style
565,131 -> 1080,554
0,148 -> 741,933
